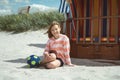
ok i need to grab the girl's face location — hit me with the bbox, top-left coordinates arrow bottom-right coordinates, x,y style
51,24 -> 61,39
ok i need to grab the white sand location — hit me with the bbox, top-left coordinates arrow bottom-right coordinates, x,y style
0,30 -> 120,80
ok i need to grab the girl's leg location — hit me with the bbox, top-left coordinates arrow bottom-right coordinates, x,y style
45,60 -> 61,69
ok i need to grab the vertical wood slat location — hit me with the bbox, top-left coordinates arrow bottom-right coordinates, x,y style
99,0 -> 102,44
69,0 -> 75,39
107,0 -> 110,43
71,0 -> 77,39
93,0 -> 99,43
109,0 -> 118,43
116,0 -> 119,43
77,0 -> 84,43
111,0 -> 117,37
90,0 -> 93,44
83,0 -> 87,43
118,0 -> 120,43
74,0 -> 79,43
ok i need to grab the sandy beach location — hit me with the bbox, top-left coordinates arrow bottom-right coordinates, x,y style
0,29 -> 120,80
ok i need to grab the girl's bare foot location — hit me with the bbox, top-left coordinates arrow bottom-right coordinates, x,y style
40,53 -> 56,66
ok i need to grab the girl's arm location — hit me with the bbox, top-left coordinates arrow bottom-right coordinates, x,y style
63,36 -> 72,65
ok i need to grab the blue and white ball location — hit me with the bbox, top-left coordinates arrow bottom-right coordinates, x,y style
27,55 -> 41,68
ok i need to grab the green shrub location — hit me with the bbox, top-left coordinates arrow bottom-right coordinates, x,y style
0,11 -> 64,32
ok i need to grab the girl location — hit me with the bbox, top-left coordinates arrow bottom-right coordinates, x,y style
41,21 -> 74,69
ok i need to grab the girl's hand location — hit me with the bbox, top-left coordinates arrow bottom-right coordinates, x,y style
44,52 -> 49,56
43,53 -> 56,63
47,53 -> 56,61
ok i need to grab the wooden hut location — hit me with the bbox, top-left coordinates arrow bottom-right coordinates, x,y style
59,0 -> 120,60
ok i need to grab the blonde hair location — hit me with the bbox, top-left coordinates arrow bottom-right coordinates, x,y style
46,21 -> 61,38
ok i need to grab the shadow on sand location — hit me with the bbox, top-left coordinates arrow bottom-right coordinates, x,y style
4,58 -> 27,63
4,56 -> 45,69
28,43 -> 46,48
71,58 -> 120,66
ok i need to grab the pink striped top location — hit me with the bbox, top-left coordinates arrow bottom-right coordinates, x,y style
44,34 -> 72,65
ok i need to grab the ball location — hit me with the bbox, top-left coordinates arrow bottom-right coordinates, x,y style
27,55 -> 41,68
101,37 -> 107,42
85,38 -> 91,41
109,37 -> 115,42
80,38 -> 84,41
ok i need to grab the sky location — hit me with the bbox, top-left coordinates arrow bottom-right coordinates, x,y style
0,0 -> 60,15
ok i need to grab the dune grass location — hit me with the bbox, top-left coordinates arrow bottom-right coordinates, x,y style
0,11 -> 64,33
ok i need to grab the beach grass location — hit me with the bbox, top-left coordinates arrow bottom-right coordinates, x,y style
0,11 -> 64,33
